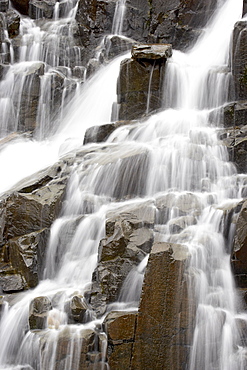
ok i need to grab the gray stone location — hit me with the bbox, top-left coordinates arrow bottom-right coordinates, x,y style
0,0 -> 9,12
29,0 -> 56,19
132,43 -> 172,60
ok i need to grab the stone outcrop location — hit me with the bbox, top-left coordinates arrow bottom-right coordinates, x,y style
131,242 -> 193,370
90,201 -> 155,315
0,161 -> 70,291
103,311 -> 137,369
117,44 -> 172,120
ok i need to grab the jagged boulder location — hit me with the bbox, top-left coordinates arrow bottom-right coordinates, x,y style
29,296 -> 52,330
232,200 -> 247,286
90,201 -> 155,315
117,44 -> 172,120
29,0 -> 57,19
6,9 -> 20,38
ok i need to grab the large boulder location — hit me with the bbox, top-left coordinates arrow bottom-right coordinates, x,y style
117,44 -> 172,120
29,296 -> 52,330
131,242 -> 193,370
7,228 -> 50,288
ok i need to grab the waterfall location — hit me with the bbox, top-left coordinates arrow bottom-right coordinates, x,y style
0,0 -> 247,369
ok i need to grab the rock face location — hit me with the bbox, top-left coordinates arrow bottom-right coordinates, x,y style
0,162 -> 69,292
10,0 -> 30,15
117,44 -> 172,120
90,201 -> 155,315
232,21 -> 247,101
103,311 -> 137,369
131,242 -> 192,370
29,0 -> 56,19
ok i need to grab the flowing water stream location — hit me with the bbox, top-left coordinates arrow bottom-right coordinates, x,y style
0,0 -> 247,368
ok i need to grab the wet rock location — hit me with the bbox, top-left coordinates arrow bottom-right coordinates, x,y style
75,0 -> 116,66
7,228 -> 50,288
11,0 -> 29,15
103,311 -> 137,369
0,271 -> 25,292
232,21 -> 247,100
105,35 -> 134,60
66,295 -> 89,324
29,0 -> 56,19
84,121 -> 131,145
0,171 -> 67,246
232,200 -> 247,286
91,201 -> 155,314
117,44 -> 171,120
72,65 -> 86,80
29,296 -> 52,330
131,242 -> 193,370
0,0 -> 9,12
12,62 -> 45,131
2,181 -> 66,241
6,9 -> 20,38
53,327 -> 96,367
155,192 -> 203,225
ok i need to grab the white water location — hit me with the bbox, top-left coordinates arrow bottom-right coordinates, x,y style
0,0 -> 247,369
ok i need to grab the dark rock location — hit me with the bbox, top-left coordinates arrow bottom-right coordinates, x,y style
103,311 -> 137,369
66,295 -> 89,323
11,0 -> 29,15
131,242 -> 193,370
0,176 -> 67,245
75,0 -> 116,66
6,9 -> 20,38
244,0 -> 247,17
8,228 -> 50,288
84,121 -> 131,145
29,0 -> 56,19
29,296 -> 52,330
12,62 -> 45,131
117,51 -> 167,120
232,21 -> 247,100
0,0 -> 9,12
72,65 -> 86,80
91,201 -> 155,314
0,272 -> 25,292
232,200 -> 247,284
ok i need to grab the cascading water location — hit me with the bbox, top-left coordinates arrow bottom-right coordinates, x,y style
0,0 -> 247,369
